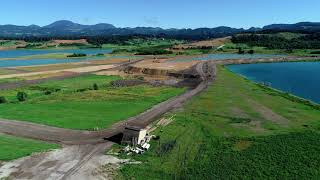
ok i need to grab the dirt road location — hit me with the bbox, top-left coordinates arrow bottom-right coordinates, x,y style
0,61 -> 215,179
0,61 -> 215,145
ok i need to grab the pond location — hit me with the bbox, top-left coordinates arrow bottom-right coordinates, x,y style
0,49 -> 112,59
0,48 -> 126,68
173,54 -> 285,62
227,62 -> 320,103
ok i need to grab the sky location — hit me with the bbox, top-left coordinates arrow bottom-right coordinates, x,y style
1,0 -> 319,29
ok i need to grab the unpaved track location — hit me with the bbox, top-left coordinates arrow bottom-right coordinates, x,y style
0,61 -> 215,179
0,61 -> 215,145
0,143 -> 114,180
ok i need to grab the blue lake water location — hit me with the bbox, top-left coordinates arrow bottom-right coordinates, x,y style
227,62 -> 320,103
0,48 -> 120,68
173,54 -> 284,62
0,49 -> 112,59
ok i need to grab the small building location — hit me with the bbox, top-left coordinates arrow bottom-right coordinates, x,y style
121,126 -> 147,146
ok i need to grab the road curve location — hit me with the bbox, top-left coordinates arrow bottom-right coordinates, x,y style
0,61 -> 216,145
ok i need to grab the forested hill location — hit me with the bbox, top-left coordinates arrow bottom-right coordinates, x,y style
1,20 -> 320,40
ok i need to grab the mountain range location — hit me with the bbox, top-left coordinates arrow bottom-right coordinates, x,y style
0,20 -> 319,38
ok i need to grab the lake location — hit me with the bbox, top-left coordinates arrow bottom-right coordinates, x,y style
173,54 -> 284,62
227,62 -> 320,103
0,49 -> 116,68
0,49 -> 113,59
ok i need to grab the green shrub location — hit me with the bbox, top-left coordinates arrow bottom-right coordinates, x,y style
67,53 -> 87,58
238,48 -> 245,54
0,96 -> 7,104
17,92 -> 28,102
93,83 -> 99,90
136,76 -> 144,81
248,49 -> 255,54
44,90 -> 52,95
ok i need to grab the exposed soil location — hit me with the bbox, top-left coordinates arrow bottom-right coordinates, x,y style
246,98 -> 289,126
0,65 -> 116,80
0,143 -> 116,180
51,39 -> 88,45
172,37 -> 231,50
0,72 -> 81,90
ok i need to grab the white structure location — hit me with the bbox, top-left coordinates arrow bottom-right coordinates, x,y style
121,126 -> 147,145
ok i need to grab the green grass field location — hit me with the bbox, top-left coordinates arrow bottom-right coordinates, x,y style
118,66 -> 320,179
0,134 -> 59,161
0,40 -> 18,47
0,75 -> 185,130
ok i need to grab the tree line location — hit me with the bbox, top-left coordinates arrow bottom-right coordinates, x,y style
232,33 -> 320,50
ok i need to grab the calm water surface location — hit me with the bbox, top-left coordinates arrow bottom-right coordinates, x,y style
228,62 -> 320,103
0,49 -> 112,59
0,49 -> 118,68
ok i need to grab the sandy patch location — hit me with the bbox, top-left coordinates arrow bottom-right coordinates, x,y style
132,59 -> 197,71
0,143 -> 125,180
0,65 -> 115,79
51,39 -> 88,45
172,37 -> 231,50
246,98 -> 289,126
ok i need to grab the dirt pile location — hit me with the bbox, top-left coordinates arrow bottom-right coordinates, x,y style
124,66 -> 171,76
110,79 -> 147,87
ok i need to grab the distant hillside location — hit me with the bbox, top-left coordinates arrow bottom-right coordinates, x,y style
0,20 -> 244,39
0,20 -> 320,39
263,22 -> 320,32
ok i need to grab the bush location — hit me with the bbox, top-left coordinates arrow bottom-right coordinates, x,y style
17,92 -> 28,102
44,90 -> 52,95
67,53 -> 87,58
0,96 -> 7,104
136,76 -> 144,81
310,51 -> 320,54
93,83 -> 99,90
238,48 -> 245,54
248,49 -> 255,54
76,88 -> 90,92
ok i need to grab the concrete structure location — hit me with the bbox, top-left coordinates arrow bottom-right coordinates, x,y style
121,126 -> 147,146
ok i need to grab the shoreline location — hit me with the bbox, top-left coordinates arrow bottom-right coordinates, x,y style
224,65 -> 320,110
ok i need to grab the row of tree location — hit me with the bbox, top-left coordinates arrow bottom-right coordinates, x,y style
232,33 -> 320,49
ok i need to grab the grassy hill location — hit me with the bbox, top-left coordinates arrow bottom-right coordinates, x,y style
118,66 -> 320,179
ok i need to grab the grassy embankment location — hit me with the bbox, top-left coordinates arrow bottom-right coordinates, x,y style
220,42 -> 320,56
0,134 -> 59,161
118,66 -> 320,179
171,32 -> 320,56
103,38 -> 184,56
0,75 -> 185,130
0,53 -> 69,61
0,40 -> 19,47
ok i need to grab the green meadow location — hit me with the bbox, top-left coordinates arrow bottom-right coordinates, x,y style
0,75 -> 185,130
118,66 -> 320,179
0,134 -> 59,161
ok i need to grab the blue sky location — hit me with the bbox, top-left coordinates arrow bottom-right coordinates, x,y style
1,0 -> 319,29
